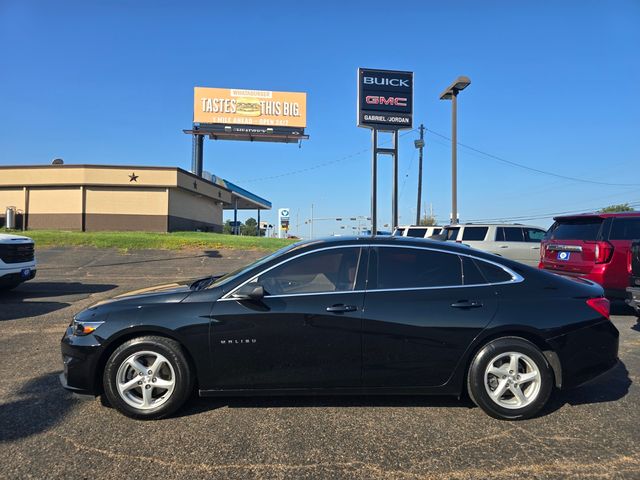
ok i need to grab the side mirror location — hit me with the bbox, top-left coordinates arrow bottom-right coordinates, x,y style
232,282 -> 265,300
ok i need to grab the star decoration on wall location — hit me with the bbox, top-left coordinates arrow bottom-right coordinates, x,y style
129,172 -> 139,182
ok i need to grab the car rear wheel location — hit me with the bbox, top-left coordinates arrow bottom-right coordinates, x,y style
467,337 -> 553,420
103,336 -> 194,420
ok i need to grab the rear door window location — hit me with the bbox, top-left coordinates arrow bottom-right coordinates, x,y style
393,228 -> 405,236
432,228 -> 442,236
406,228 -> 427,238
548,218 -> 604,241
609,218 -> 640,240
462,227 -> 488,241
372,247 -> 462,289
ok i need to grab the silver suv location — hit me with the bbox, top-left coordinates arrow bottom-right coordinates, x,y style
442,224 -> 547,265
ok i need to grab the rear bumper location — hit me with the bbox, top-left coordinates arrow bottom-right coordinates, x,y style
548,319 -> 619,389
626,287 -> 640,314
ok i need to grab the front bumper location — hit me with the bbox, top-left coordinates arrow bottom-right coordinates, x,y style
0,268 -> 36,286
548,319 -> 619,389
626,287 -> 640,314
60,325 -> 104,396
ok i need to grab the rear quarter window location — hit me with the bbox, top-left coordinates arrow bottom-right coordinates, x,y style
609,217 -> 640,240
549,218 -> 604,241
474,259 -> 514,283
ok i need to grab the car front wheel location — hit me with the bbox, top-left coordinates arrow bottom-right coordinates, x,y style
103,336 -> 194,420
467,337 -> 553,420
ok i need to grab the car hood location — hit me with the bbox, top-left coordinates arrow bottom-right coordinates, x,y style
89,280 -> 197,309
0,233 -> 33,243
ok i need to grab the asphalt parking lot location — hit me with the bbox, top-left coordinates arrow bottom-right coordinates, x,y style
1,247 -> 639,479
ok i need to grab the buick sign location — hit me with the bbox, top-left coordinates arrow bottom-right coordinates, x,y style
357,68 -> 413,129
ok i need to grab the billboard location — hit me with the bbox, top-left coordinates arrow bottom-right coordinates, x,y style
194,87 -> 307,128
357,68 -> 413,129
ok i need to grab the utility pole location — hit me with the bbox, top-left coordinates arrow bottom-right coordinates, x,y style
414,124 -> 425,225
310,203 -> 314,239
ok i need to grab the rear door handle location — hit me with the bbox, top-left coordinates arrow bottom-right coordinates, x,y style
499,245 -> 509,248
326,304 -> 357,313
531,246 -> 540,250
451,300 -> 483,309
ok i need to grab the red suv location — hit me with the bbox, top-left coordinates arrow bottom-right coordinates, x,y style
539,212 -> 640,298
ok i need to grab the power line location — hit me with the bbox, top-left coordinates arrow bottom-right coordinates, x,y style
236,128 -> 418,184
425,128 -> 640,187
466,200 -> 640,223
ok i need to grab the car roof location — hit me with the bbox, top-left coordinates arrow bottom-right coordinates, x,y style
441,223 -> 543,228
554,211 -> 640,221
287,235 -> 479,256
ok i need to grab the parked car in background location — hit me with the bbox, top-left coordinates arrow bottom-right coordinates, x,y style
539,212 -> 640,299
393,225 -> 443,238
61,236 -> 618,421
441,224 -> 547,266
626,239 -> 640,316
0,233 -> 36,290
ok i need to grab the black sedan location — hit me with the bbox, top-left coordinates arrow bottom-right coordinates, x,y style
60,236 -> 619,420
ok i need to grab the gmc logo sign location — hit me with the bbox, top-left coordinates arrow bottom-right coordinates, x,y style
365,96 -> 407,107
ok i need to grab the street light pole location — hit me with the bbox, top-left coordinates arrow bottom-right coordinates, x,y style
439,76 -> 471,225
415,124 -> 425,225
451,92 -> 458,225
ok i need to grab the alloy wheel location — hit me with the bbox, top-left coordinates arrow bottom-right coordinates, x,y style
115,350 -> 176,410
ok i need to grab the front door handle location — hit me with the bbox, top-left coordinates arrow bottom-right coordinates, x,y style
326,304 -> 357,313
499,245 -> 509,248
451,300 -> 483,309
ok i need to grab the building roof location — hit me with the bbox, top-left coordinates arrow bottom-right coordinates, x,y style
0,164 -> 271,211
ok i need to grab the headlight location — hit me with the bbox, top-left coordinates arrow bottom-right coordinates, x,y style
72,318 -> 104,336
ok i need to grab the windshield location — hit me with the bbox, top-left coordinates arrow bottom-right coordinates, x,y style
207,242 -> 300,289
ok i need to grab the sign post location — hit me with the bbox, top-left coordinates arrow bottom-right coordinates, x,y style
278,208 -> 290,239
357,68 -> 413,235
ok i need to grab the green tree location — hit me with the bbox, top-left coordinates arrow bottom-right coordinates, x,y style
600,203 -> 634,213
419,214 -> 437,226
241,217 -> 258,236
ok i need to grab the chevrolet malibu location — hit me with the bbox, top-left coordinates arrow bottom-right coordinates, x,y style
60,236 -> 619,420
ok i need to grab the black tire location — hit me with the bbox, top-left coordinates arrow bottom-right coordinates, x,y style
103,336 -> 194,420
467,337 -> 553,420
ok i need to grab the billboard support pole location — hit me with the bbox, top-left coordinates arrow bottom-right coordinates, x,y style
191,132 -> 204,177
233,198 -> 238,235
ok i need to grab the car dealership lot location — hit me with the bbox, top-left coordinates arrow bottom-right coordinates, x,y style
1,248 -> 639,479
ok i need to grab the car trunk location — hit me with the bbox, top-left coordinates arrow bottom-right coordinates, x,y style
542,216 -> 605,274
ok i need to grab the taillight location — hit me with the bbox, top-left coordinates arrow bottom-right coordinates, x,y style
540,243 -> 547,259
594,241 -> 614,264
586,297 -> 610,319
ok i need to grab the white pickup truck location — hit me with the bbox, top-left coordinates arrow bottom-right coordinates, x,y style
0,233 -> 36,290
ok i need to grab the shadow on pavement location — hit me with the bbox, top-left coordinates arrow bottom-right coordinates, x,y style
610,301 -> 634,316
0,282 -> 117,321
0,371 -> 78,443
175,394 -> 475,418
38,250 -> 222,270
545,360 -> 631,414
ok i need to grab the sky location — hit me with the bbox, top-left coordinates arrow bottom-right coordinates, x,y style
1,0 -> 639,237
